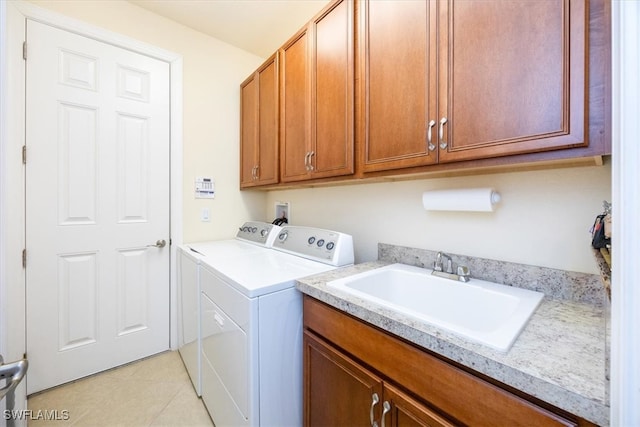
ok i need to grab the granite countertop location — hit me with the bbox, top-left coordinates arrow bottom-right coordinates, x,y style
296,261 -> 608,426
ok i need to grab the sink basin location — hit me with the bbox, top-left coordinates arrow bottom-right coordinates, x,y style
327,263 -> 544,352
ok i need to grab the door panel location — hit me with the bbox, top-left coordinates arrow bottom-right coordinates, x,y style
280,29 -> 311,182
257,56 -> 279,185
304,331 -> 383,426
25,20 -> 170,394
240,74 -> 258,186
312,0 -> 354,178
439,0 -> 587,162
361,0 -> 437,172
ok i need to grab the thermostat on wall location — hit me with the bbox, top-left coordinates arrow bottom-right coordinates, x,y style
195,177 -> 215,199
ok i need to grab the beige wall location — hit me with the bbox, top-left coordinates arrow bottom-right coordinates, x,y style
266,163 -> 612,274
28,0 -> 612,274
28,0 -> 268,243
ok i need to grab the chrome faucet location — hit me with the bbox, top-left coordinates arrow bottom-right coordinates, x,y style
432,252 -> 471,283
434,252 -> 453,273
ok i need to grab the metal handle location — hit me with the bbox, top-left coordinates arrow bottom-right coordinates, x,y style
370,392 -> 380,427
147,239 -> 166,248
308,151 -> 315,171
381,401 -> 391,427
439,117 -> 448,150
304,152 -> 311,171
0,356 -> 29,401
427,119 -> 436,151
251,166 -> 256,180
253,165 -> 259,180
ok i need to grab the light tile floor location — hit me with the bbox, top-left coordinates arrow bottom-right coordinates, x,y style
28,351 -> 214,427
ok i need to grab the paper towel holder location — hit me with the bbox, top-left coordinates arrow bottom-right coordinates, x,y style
422,188 -> 501,212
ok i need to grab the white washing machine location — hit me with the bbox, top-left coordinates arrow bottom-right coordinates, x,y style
199,225 -> 354,427
177,221 -> 281,396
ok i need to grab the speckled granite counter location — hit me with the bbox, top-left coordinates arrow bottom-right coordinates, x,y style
296,250 -> 608,425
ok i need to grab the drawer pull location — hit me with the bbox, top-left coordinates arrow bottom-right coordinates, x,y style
381,401 -> 391,427
370,392 -> 380,427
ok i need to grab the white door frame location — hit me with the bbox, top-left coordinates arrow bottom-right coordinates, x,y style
0,0 -> 183,413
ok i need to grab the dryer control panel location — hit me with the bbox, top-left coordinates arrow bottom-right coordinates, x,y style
272,226 -> 354,266
235,221 -> 281,247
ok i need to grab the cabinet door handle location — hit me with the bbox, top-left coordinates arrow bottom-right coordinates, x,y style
308,151 -> 315,171
427,119 -> 436,151
370,392 -> 380,427
439,117 -> 448,150
304,151 -> 311,170
381,401 -> 391,427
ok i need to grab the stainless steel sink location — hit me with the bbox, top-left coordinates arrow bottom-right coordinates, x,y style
327,263 -> 544,352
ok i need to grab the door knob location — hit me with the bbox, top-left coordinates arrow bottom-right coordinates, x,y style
147,239 -> 166,248
0,355 -> 28,401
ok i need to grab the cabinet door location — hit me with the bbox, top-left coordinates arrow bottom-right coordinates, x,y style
304,331 -> 383,427
382,383 -> 456,427
280,28 -> 311,183
256,54 -> 279,185
310,0 -> 354,179
240,73 -> 258,187
359,0 -> 438,173
438,0 -> 587,162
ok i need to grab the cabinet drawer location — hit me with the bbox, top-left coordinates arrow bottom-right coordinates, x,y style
303,296 -> 580,427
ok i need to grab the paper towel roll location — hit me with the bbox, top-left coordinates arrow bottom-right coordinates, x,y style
422,188 -> 501,212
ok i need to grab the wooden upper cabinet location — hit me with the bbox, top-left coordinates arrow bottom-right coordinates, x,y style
280,27 -> 311,182
359,0 -> 593,172
359,0 -> 438,172
240,53 -> 279,188
438,0 -> 588,163
280,0 -> 355,183
240,74 -> 259,187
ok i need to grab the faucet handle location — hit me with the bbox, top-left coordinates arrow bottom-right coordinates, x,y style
434,252 -> 443,271
457,265 -> 471,282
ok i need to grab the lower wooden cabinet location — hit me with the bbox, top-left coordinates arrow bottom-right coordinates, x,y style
305,331 -> 455,427
303,296 -> 594,427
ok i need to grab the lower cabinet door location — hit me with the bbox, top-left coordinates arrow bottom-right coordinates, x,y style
304,331 -> 457,427
304,331 -> 383,426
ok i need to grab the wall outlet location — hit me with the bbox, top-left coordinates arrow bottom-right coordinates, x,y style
274,201 -> 290,224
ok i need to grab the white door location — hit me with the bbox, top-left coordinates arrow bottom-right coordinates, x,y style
25,20 -> 170,394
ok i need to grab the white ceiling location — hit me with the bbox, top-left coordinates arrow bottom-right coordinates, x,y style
128,0 -> 330,58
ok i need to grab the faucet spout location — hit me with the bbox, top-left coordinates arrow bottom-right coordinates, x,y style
434,251 -> 453,273
432,252 -> 471,283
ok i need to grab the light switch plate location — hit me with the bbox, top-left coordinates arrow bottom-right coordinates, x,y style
201,208 -> 210,222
